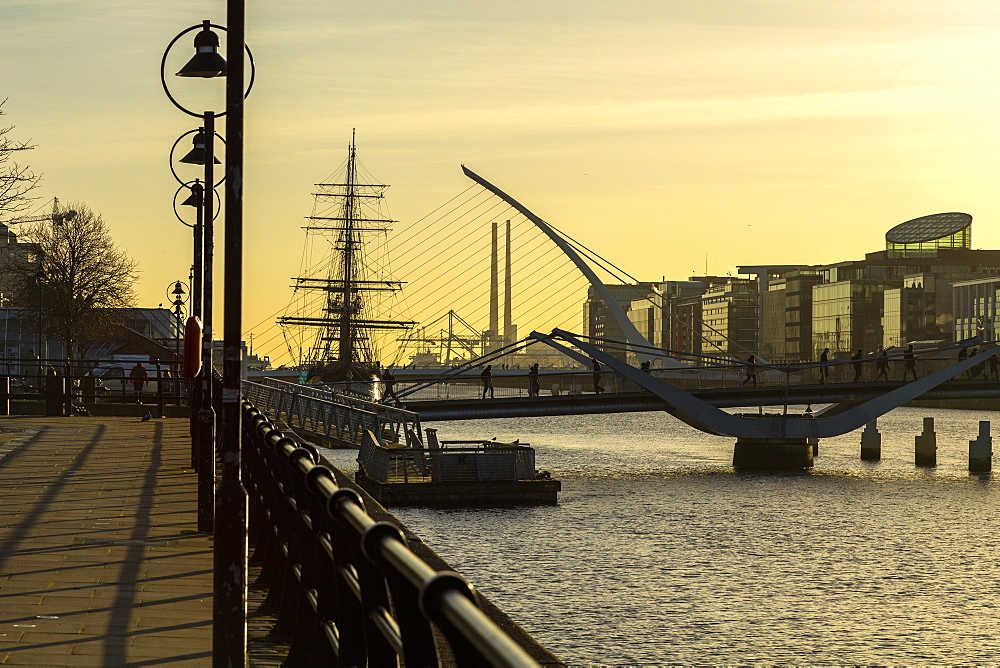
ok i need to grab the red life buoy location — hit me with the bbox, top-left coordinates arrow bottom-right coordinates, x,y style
184,316 -> 203,379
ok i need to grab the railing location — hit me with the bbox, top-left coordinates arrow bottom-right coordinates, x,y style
0,357 -> 189,416
357,430 -> 537,484
243,377 -> 422,448
241,400 -> 541,666
382,345 -> 1000,400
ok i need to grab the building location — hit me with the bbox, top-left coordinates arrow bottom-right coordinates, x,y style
583,283 -> 657,360
700,278 -> 757,358
952,276 -> 1000,342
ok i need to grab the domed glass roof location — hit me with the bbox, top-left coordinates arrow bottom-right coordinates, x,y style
885,212 -> 972,244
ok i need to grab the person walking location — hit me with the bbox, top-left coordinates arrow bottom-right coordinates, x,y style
851,349 -> 864,383
875,348 -> 889,381
480,364 -> 494,399
903,344 -> 918,381
129,362 -> 148,403
740,354 -> 758,388
381,366 -> 399,403
819,348 -> 830,385
591,357 -> 604,394
528,363 -> 540,398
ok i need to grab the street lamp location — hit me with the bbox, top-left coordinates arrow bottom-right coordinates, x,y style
162,14 -> 252,662
168,280 -> 188,368
34,265 -> 45,391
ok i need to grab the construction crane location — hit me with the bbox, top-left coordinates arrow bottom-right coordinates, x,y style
0,198 -> 77,227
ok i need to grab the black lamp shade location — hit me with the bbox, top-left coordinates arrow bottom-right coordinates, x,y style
176,21 -> 227,78
180,131 -> 221,165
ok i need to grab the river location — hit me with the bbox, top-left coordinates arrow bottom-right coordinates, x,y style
321,406 -> 1000,665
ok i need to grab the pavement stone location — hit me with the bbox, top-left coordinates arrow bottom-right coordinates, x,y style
0,416 -> 215,666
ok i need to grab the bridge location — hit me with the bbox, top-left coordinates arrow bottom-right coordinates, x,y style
342,330 -> 1000,470
406,378 -> 1000,421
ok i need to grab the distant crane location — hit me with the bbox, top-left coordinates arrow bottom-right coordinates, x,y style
0,198 -> 77,228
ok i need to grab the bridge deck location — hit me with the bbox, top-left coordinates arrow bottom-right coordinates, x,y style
408,379 -> 1000,420
0,416 -> 215,666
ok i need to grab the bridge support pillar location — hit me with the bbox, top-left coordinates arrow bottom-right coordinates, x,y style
969,420 -> 992,472
807,437 -> 819,456
860,421 -> 881,461
915,417 -> 937,467
733,438 -> 813,470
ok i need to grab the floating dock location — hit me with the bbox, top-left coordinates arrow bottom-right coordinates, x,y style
354,430 -> 560,507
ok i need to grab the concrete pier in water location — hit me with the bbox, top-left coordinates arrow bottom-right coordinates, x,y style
969,420 -> 992,472
733,437 -> 814,470
915,417 -> 937,467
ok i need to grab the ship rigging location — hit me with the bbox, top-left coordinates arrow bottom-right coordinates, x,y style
278,136 -> 414,384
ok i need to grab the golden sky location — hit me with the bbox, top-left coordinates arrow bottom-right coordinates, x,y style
3,1 -> 1000,364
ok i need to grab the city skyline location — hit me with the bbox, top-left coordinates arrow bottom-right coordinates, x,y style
4,0 -> 1000,365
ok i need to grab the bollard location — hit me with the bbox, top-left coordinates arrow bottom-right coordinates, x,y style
45,374 -> 66,417
969,420 -> 992,472
914,416 -> 937,467
807,437 -> 819,456
0,376 -> 8,416
860,420 -> 881,460
81,375 -> 96,403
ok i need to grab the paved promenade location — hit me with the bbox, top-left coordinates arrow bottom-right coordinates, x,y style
0,416 -> 214,666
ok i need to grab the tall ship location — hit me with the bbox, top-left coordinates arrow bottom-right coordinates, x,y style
278,135 -> 414,387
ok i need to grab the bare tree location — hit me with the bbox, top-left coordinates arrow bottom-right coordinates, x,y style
6,203 -> 139,363
0,99 -> 41,218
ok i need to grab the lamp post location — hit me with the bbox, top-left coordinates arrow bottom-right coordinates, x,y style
168,280 -> 188,370
34,265 -> 45,391
163,15 -> 253,663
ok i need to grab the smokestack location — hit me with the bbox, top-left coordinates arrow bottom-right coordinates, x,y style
504,219 -> 515,345
489,221 -> 499,339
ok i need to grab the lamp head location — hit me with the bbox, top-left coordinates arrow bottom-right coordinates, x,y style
176,20 -> 227,78
181,180 -> 204,207
171,281 -> 186,297
179,129 -> 221,165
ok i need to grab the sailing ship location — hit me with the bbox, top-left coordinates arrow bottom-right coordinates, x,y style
278,135 -> 414,388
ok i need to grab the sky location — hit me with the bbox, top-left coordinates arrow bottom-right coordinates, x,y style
3,0 -> 1000,364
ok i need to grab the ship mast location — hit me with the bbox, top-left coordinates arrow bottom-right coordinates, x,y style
278,134 -> 414,382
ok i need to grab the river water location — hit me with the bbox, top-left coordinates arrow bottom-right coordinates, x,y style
321,406 -> 1000,665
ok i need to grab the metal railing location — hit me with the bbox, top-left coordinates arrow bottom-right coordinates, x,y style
377,344 -> 1000,400
241,400 -> 541,666
357,430 -> 537,484
243,378 -> 421,447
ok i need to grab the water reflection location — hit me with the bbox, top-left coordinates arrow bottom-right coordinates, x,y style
320,406 -> 1000,664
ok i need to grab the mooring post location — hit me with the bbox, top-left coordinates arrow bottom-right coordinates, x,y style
915,416 -> 937,467
807,437 -> 819,456
0,376 -> 8,416
860,420 -> 881,460
969,420 -> 992,472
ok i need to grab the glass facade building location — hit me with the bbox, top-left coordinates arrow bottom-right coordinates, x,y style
885,212 -> 972,259
952,277 -> 1000,342
812,280 -> 893,356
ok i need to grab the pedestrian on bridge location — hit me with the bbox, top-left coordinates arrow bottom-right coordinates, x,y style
591,357 -> 604,394
819,348 -> 830,384
528,363 -> 540,398
740,354 -> 758,388
851,349 -> 864,383
481,364 -> 494,399
381,366 -> 399,404
875,348 -> 890,381
903,344 -> 918,381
